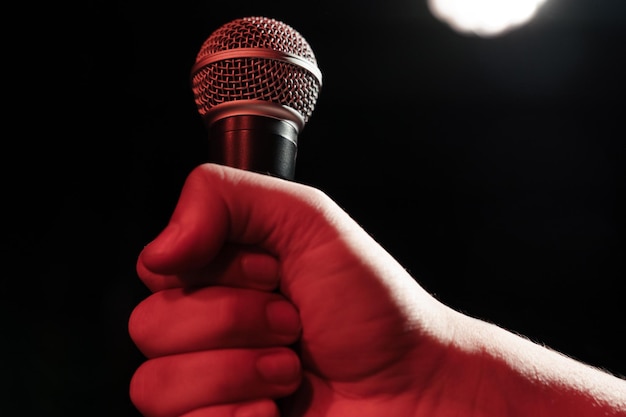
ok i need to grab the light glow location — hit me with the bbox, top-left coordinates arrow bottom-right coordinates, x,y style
427,0 -> 548,37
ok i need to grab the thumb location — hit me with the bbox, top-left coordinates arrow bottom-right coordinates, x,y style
138,165 -> 229,275
138,163 -> 340,276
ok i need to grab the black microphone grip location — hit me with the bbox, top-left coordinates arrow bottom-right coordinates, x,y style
207,115 -> 299,180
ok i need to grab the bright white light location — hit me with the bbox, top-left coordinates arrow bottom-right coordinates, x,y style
427,0 -> 548,37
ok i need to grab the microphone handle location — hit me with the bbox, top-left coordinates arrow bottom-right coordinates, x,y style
207,115 -> 299,180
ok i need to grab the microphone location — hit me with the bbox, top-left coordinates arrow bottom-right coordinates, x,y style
190,16 -> 323,180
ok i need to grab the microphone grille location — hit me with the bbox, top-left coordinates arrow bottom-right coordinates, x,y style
191,16 -> 322,125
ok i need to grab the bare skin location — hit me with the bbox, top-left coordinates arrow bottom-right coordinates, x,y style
129,163 -> 626,417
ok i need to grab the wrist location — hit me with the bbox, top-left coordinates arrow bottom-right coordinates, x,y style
430,310 -> 626,417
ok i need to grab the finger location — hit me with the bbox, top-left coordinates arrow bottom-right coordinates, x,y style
137,243 -> 279,292
179,399 -> 279,417
129,347 -> 300,417
129,286 -> 301,358
138,163 -> 340,276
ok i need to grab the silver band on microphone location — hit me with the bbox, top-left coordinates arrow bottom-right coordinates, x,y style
191,48 -> 323,86
199,100 -> 305,134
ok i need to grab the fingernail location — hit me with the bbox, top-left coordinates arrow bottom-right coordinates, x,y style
256,350 -> 300,384
241,252 -> 279,287
266,301 -> 301,336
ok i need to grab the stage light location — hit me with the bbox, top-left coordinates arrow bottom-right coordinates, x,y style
427,0 -> 548,37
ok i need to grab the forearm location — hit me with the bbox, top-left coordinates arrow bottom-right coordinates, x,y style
441,309 -> 626,417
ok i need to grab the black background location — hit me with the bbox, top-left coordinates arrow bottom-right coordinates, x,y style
7,0 -> 625,415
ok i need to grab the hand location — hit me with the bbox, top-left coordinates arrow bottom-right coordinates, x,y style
129,163 -> 454,417
129,163 -> 626,417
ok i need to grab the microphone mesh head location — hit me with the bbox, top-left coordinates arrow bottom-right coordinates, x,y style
191,17 -> 322,125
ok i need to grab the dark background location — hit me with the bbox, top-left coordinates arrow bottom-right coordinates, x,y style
7,0 -> 625,415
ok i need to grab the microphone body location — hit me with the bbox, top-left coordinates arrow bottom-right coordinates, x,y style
190,17 -> 323,180
208,115 -> 298,180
